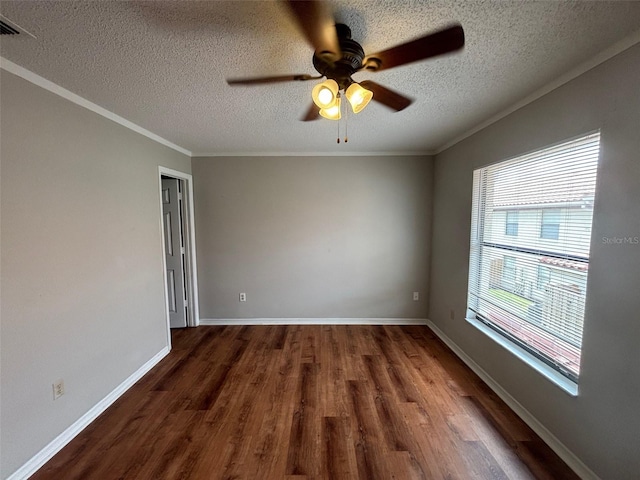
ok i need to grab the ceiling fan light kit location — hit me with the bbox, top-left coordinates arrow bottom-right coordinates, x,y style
312,79 -> 339,109
345,82 -> 373,114
319,94 -> 342,120
312,80 -> 372,119
226,0 -> 465,136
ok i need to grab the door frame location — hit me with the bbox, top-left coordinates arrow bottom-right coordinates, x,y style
158,166 -> 200,347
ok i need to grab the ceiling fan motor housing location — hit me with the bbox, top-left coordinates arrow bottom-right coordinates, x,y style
313,24 -> 365,90
226,4 -> 464,120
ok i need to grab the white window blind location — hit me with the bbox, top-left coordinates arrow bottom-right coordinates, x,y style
467,132 -> 600,382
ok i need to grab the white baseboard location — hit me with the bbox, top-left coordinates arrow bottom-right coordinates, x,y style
199,317 -> 428,326
425,320 -> 599,480
7,347 -> 171,480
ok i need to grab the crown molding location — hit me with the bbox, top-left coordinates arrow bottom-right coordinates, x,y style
435,28 -> 640,155
6,23 -> 638,161
192,150 -> 435,158
0,57 -> 192,157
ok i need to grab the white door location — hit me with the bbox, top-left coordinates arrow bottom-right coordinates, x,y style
162,177 -> 187,328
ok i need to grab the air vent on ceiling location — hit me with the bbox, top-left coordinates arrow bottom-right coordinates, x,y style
0,15 -> 37,38
0,20 -> 20,35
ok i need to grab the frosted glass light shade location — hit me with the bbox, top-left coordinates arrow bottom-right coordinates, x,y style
312,79 -> 339,109
319,96 -> 341,120
345,83 -> 373,113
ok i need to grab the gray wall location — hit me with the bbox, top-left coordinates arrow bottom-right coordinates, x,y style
0,70 -> 191,478
429,44 -> 640,479
193,155 -> 433,319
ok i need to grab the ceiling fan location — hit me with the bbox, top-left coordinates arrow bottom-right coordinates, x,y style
226,0 -> 465,121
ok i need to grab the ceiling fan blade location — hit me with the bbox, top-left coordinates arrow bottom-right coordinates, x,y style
302,103 -> 320,121
284,0 -> 341,62
359,80 -> 413,111
363,24 -> 464,72
227,74 -> 321,85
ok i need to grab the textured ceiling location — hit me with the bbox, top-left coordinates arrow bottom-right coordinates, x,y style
1,1 -> 640,155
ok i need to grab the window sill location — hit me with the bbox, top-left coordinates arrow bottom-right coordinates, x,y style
466,315 -> 579,396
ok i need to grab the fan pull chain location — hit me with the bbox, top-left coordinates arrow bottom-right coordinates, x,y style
344,104 -> 349,143
337,95 -> 343,143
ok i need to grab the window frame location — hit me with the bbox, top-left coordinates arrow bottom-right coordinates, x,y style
466,132 -> 600,391
505,210 -> 519,236
501,256 -> 517,289
537,265 -> 551,290
540,209 -> 561,240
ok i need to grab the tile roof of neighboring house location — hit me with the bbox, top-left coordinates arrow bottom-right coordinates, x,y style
493,188 -> 594,208
488,310 -> 580,374
540,256 -> 589,272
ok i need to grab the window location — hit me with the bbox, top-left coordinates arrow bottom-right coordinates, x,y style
541,209 -> 561,240
467,133 -> 600,383
537,265 -> 551,290
505,210 -> 519,236
502,256 -> 516,289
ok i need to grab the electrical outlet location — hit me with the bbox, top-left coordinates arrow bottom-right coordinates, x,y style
53,379 -> 64,400
239,292 -> 247,302
413,292 -> 419,301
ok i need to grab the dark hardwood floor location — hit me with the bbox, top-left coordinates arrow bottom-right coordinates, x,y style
32,325 -> 579,479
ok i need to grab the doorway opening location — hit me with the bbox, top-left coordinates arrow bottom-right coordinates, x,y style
158,167 -> 199,347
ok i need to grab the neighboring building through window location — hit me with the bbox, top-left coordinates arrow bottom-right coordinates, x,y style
505,210 -> 519,236
467,132 -> 600,383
